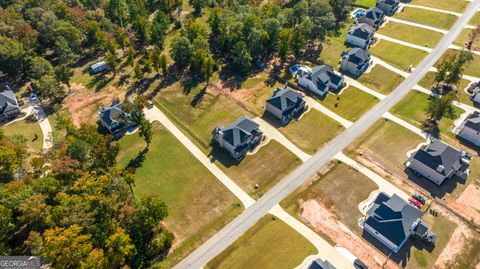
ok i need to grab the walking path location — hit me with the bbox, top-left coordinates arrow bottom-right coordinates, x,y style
344,76 -> 386,100
387,17 -> 448,34
21,100 -> 53,150
375,33 -> 433,53
402,3 -> 462,17
449,44 -> 480,56
304,96 -> 353,128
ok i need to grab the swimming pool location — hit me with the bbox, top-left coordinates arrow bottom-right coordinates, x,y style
352,9 -> 366,18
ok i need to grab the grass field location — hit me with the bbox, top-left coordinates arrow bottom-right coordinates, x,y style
357,64 -> 405,94
116,123 -> 242,268
470,12 -> 480,26
318,86 -> 379,121
395,7 -> 458,30
272,109 -> 345,154
318,24 -> 349,67
408,0 -> 468,13
370,40 -> 428,70
282,162 -> 378,235
453,28 -> 480,49
418,72 -> 472,104
354,0 -> 376,7
206,215 -> 317,269
2,116 -> 44,152
378,22 -> 444,47
437,49 -> 480,78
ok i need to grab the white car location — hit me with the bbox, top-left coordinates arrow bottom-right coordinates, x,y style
289,64 -> 312,79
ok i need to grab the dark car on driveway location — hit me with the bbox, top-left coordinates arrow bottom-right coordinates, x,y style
412,193 -> 426,205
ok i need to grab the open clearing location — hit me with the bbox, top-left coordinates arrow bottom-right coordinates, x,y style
408,0 -> 468,13
1,116 -> 44,152
116,123 -> 242,268
318,25 -> 349,67
354,0 -> 375,8
206,215 -> 316,269
394,7 -> 458,30
357,64 -> 405,94
370,40 -> 428,70
378,21 -> 444,47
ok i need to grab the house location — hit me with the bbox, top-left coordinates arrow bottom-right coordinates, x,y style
340,48 -> 372,76
376,0 -> 400,16
309,259 -> 336,269
471,84 -> 480,106
345,23 -> 376,49
298,65 -> 345,96
90,61 -> 109,74
212,115 -> 263,160
98,102 -> 129,136
0,86 -> 21,122
457,111 -> 480,146
265,86 -> 306,125
357,7 -> 386,29
289,64 -> 312,79
406,139 -> 470,185
363,192 -> 423,253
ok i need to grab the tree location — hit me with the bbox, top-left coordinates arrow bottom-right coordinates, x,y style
445,50 -> 473,86
0,37 -> 26,77
139,117 -> 153,148
29,56 -> 54,79
0,205 -> 14,254
106,52 -> 119,77
189,0 -> 206,15
106,229 -> 134,267
170,36 -> 193,69
149,11 -> 169,48
202,55 -> 215,84
54,65 -> 73,89
150,48 -> 161,73
231,41 -> 252,75
127,47 -> 136,67
160,54 -> 168,77
278,28 -> 291,62
434,57 -> 451,88
124,172 -> 135,193
467,25 -> 480,50
54,37 -> 77,64
33,75 -> 64,101
105,0 -> 130,27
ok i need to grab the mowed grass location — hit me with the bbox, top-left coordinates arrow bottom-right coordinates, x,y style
470,12 -> 480,26
395,7 -> 458,30
354,0 -> 376,7
273,109 -> 345,154
212,140 -> 302,198
357,64 -> 405,94
116,123 -> 242,267
206,215 -> 317,269
418,72 -> 472,104
1,117 -> 44,152
408,0 -> 468,13
346,119 -> 424,168
370,40 -> 428,70
282,162 -> 378,235
437,49 -> 480,78
318,86 -> 379,121
454,28 -> 480,49
318,24 -> 349,67
378,22 -> 444,47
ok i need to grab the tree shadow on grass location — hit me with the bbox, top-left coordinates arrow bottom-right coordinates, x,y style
208,143 -> 241,169
126,147 -> 149,171
87,74 -> 114,92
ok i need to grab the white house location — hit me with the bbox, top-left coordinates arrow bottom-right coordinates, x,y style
345,23 -> 375,49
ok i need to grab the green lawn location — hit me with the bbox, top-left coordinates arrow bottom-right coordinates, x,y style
206,215 -> 317,269
454,28 -> 480,49
395,7 -> 458,30
438,49 -> 480,78
1,116 -> 44,152
272,109 -> 345,154
470,12 -> 480,26
116,123 -> 242,268
354,0 -> 376,7
408,0 -> 468,13
282,162 -> 378,235
378,22 -> 444,47
418,72 -> 472,104
212,140 -> 302,198
357,64 -> 405,94
318,24 -> 349,67
318,86 -> 379,121
370,40 -> 428,70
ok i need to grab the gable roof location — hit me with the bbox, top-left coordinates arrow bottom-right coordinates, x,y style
411,139 -> 462,177
266,88 -> 304,115
221,115 -> 259,149
366,193 -> 423,248
348,23 -> 374,40
463,111 -> 480,132
99,102 -> 125,127
91,61 -> 107,70
377,0 -> 399,6
0,87 -> 20,114
365,7 -> 385,21
310,65 -> 343,89
344,48 -> 371,65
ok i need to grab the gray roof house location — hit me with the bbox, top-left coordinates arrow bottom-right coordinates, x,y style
364,192 -> 423,253
298,65 -> 345,97
309,259 -> 336,269
376,0 -> 400,16
345,23 -> 376,49
98,102 -> 129,137
265,86 -> 306,125
0,86 -> 21,122
471,84 -> 480,106
406,139 -> 470,185
90,61 -> 109,74
340,48 -> 372,76
457,111 -> 480,146
212,115 -> 263,160
357,7 -> 386,29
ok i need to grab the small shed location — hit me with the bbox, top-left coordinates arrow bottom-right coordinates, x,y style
90,61 -> 109,74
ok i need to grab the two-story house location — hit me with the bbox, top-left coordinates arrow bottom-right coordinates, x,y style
345,23 -> 376,49
298,65 -> 345,97
340,48 -> 373,76
357,7 -> 386,30
98,102 -> 129,137
265,87 -> 306,125
0,86 -> 21,122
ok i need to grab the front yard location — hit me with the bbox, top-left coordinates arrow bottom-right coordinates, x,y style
377,21 -> 444,47
370,40 -> 428,70
408,0 -> 468,13
394,7 -> 458,30
206,215 -> 317,269
418,72 -> 472,104
1,116 -> 44,153
437,50 -> 480,78
453,28 -> 480,50
357,64 -> 405,94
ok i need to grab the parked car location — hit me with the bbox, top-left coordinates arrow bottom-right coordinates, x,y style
408,197 -> 422,209
353,259 -> 368,269
412,193 -> 426,205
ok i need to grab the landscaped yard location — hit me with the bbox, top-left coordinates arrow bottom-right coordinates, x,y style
357,64 -> 405,94
116,123 -> 242,268
206,215 -> 317,269
1,116 -> 44,152
408,0 -> 468,13
354,0 -> 376,8
370,40 -> 428,70
272,109 -> 345,154
418,72 -> 473,104
394,7 -> 458,30
378,21 -> 444,47
282,162 -> 378,235
318,86 -> 379,121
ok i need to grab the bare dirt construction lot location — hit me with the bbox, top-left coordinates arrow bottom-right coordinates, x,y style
64,83 -> 125,127
446,184 -> 480,225
299,199 -> 398,269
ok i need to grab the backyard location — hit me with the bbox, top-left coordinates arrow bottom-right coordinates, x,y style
377,21 -> 444,47
408,0 -> 468,13
318,24 -> 349,67
357,64 -> 405,94
354,0 -> 375,8
206,215 -> 317,269
394,7 -> 458,30
370,40 -> 428,70
1,116 -> 44,152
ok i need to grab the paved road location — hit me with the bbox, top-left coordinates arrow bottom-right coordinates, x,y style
173,2 -> 480,268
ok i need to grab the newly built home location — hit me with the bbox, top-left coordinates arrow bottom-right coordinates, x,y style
363,192 -> 423,253
298,65 -> 345,96
376,0 -> 400,16
471,84 -> 480,106
406,139 -> 470,185
0,86 -> 20,122
456,111 -> 480,146
265,87 -> 306,125
98,102 -> 129,137
340,48 -> 372,76
345,23 -> 376,49
212,115 -> 263,160
357,7 -> 386,29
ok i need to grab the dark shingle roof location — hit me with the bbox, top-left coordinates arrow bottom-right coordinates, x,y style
378,0 -> 399,6
365,7 -> 384,21
266,88 -> 304,115
345,48 -> 370,65
222,115 -> 259,148
411,140 -> 462,177
309,259 -> 336,269
310,65 -> 343,90
0,88 -> 20,114
99,103 -> 125,127
366,193 -> 422,248
463,111 -> 480,132
348,23 -> 374,40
